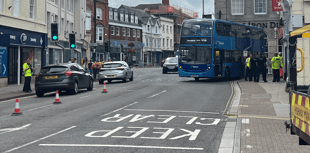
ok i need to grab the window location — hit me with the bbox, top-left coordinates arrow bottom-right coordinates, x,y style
135,16 -> 138,24
131,15 -> 134,23
170,26 -> 172,34
120,13 -> 124,22
163,24 -> 165,33
111,26 -> 115,35
61,0 -> 64,9
170,39 -> 172,48
109,10 -> 113,19
29,0 -> 35,19
163,38 -> 165,48
146,38 -> 149,47
114,11 -> 118,21
147,25 -> 150,32
71,23 -> 73,33
155,27 -> 158,33
123,28 -> 126,36
116,27 -> 119,36
96,27 -> 104,41
167,39 -> 169,48
125,14 -> 128,22
254,0 -> 267,14
0,0 -> 3,12
231,0 -> 244,15
158,39 -> 160,47
127,28 -> 130,37
167,25 -> 168,33
13,0 -> 19,17
137,30 -> 140,38
133,29 -> 136,37
96,8 -> 102,20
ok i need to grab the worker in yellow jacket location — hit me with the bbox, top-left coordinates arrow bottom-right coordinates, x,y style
271,53 -> 281,82
23,59 -> 33,92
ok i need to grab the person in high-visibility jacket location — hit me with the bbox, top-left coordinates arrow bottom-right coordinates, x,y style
278,52 -> 283,68
245,54 -> 252,81
22,58 -> 33,92
271,53 -> 281,82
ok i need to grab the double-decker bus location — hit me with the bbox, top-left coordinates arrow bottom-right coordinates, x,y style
178,19 -> 265,81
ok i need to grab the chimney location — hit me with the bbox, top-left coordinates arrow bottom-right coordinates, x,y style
162,0 -> 169,5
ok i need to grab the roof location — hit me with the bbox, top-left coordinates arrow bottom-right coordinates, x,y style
133,4 -> 163,10
120,5 -> 150,18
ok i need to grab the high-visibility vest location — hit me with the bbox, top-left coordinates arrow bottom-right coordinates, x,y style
246,57 -> 251,67
23,63 -> 32,77
278,55 -> 283,67
271,56 -> 281,69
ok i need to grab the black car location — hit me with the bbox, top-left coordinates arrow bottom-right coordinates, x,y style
163,57 -> 178,74
35,63 -> 93,97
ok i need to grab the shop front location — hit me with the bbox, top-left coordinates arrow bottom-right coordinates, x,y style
110,40 -> 142,65
0,25 -> 47,87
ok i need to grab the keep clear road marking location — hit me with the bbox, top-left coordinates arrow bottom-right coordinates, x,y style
148,90 -> 167,98
38,144 -> 204,151
124,109 -> 220,115
3,126 -> 76,153
101,102 -> 138,117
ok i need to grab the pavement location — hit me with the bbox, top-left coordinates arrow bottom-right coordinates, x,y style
0,68 -> 232,153
0,84 -> 36,101
229,75 -> 310,153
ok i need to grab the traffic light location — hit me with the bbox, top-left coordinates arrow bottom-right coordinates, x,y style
69,33 -> 76,49
51,23 -> 58,41
105,41 -> 110,52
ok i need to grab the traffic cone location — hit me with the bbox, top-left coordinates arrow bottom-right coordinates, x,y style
102,82 -> 108,93
53,90 -> 62,104
12,99 -> 22,116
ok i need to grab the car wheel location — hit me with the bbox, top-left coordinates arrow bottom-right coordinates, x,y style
130,73 -> 133,81
99,79 -> 104,84
87,79 -> 93,91
195,77 -> 199,81
123,74 -> 127,83
163,69 -> 167,74
36,91 -> 44,97
70,82 -> 78,95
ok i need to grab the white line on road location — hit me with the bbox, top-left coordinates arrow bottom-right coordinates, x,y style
0,124 -> 31,135
148,90 -> 166,98
38,144 -> 204,150
3,126 -> 76,153
124,109 -> 220,114
101,102 -> 138,117
24,104 -> 54,112
80,95 -> 90,99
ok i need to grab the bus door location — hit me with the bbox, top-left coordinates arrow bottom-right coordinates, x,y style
214,50 -> 224,76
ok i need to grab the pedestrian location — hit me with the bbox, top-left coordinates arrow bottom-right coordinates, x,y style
72,58 -> 77,63
23,58 -> 33,92
271,53 -> 281,82
278,52 -> 283,78
92,61 -> 100,81
245,54 -> 252,81
267,58 -> 272,75
88,60 -> 93,74
250,53 -> 258,82
257,53 -> 267,82
68,58 -> 72,63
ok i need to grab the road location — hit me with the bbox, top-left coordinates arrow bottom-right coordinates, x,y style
0,68 -> 233,153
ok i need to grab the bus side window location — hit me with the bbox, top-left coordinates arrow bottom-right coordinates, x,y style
223,24 -> 231,37
216,23 -> 224,36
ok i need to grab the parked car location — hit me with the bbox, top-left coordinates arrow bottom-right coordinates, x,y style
98,61 -> 133,84
35,63 -> 93,97
161,58 -> 166,67
163,57 -> 178,74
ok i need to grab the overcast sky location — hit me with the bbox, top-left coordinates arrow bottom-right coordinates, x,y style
109,0 -> 214,18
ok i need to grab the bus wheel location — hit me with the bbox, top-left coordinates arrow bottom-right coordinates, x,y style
195,77 -> 199,81
225,68 -> 230,81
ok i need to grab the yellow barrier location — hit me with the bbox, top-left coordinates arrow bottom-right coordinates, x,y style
297,47 -> 305,73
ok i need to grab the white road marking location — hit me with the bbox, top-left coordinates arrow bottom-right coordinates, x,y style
80,95 -> 90,99
4,126 -> 76,153
0,95 -> 37,104
242,118 -> 249,124
38,144 -> 204,150
101,102 -> 138,117
0,124 -> 31,135
24,104 -> 53,112
124,109 -> 220,114
147,90 -> 167,98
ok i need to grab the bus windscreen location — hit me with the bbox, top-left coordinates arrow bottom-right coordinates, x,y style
181,21 -> 213,36
179,46 -> 212,64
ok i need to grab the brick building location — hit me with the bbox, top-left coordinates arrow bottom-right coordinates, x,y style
86,0 -> 109,61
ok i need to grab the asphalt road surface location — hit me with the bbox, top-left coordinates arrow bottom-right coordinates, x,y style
0,68 -> 233,153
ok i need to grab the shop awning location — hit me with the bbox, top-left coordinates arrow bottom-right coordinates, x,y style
48,45 -> 62,50
290,25 -> 310,37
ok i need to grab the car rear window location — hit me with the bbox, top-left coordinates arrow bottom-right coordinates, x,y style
165,58 -> 178,63
103,63 -> 122,68
40,66 -> 68,74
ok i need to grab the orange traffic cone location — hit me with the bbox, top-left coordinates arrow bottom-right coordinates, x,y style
102,82 -> 108,93
53,90 -> 62,104
12,99 -> 22,116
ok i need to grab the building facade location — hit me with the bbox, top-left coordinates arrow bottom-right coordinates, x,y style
0,0 -> 48,87
159,17 -> 174,58
214,0 -> 281,57
86,0 -> 109,62
109,6 -> 143,65
47,0 -> 87,66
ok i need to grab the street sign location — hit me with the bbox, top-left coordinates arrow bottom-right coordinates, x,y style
142,43 -> 145,47
243,51 -> 248,57
272,0 -> 283,12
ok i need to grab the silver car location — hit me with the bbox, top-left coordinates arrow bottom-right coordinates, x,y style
98,61 -> 133,84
